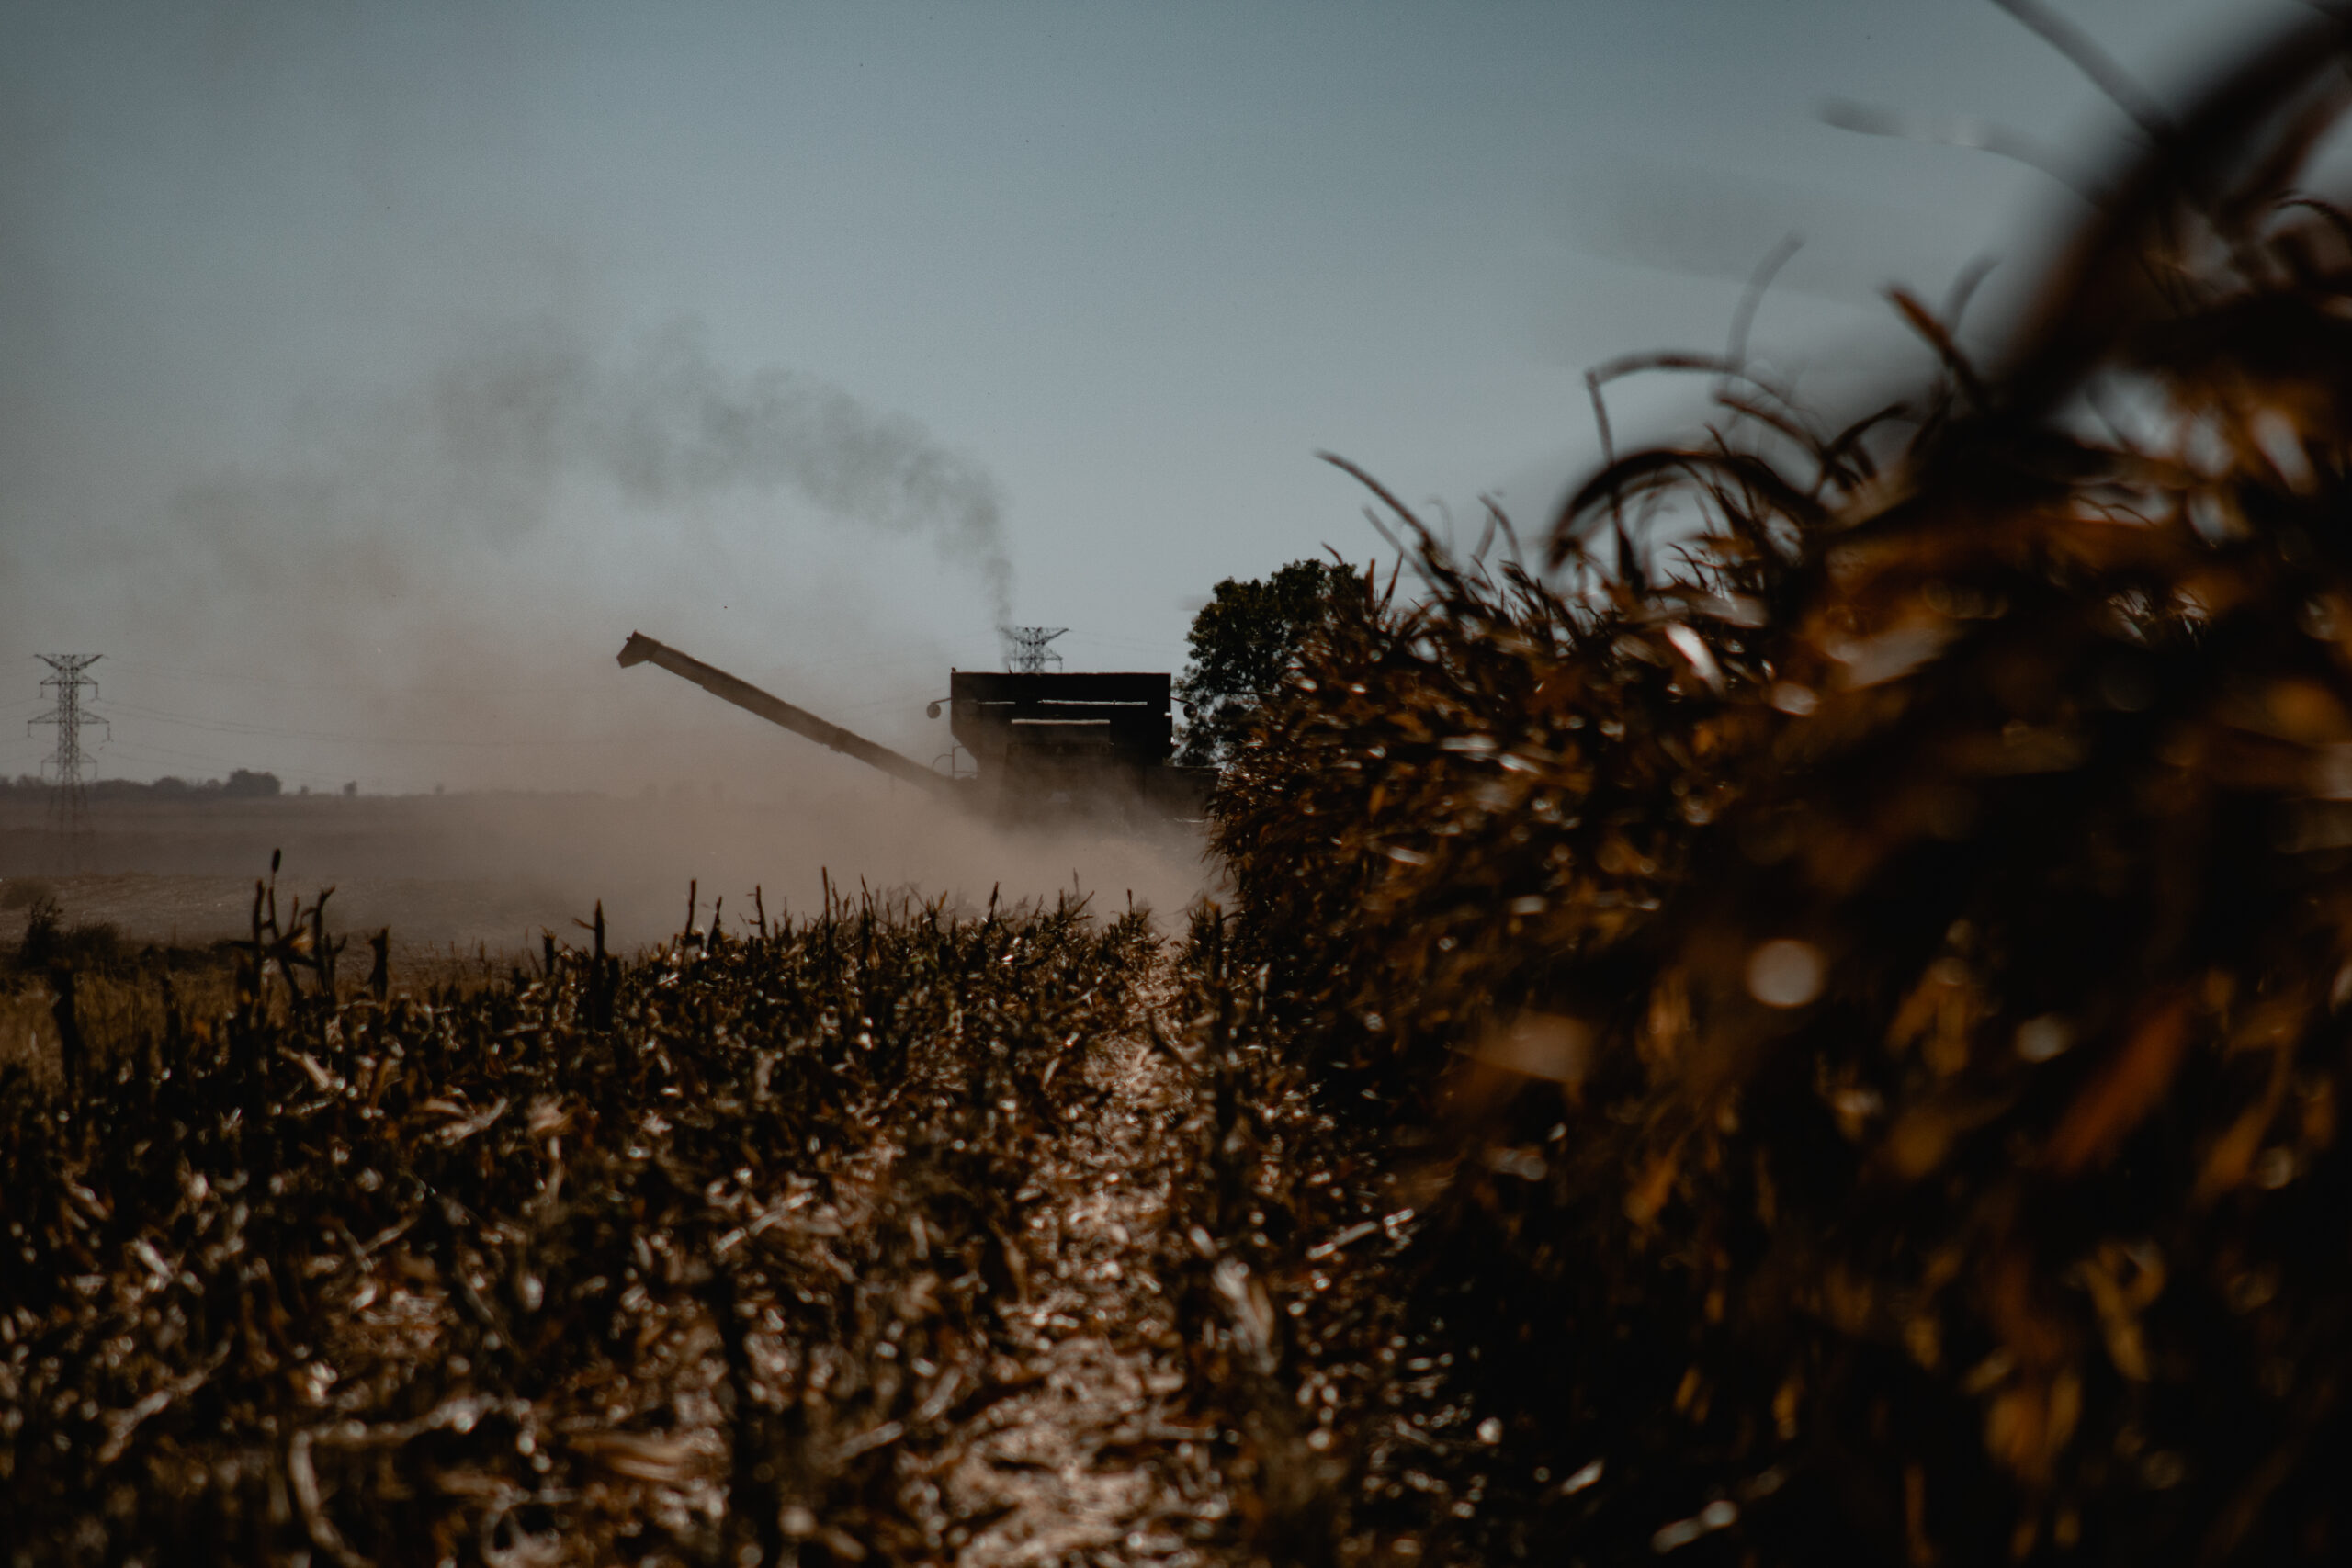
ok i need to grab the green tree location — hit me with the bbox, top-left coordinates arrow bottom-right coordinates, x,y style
1175,558 -> 1352,766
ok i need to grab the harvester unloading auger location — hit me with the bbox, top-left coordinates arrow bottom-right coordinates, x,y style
616,631 -> 1210,821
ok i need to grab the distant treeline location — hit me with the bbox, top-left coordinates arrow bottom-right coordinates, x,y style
0,770 -> 311,801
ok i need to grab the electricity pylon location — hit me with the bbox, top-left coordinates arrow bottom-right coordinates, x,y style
29,655 -> 107,841
1001,626 -> 1067,674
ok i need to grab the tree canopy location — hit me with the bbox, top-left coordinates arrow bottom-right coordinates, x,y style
1174,558 -> 1352,766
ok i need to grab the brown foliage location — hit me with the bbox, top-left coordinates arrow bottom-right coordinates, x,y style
1206,15 -> 2352,1562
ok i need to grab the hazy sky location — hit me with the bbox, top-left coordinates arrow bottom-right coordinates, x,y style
0,0 -> 2289,795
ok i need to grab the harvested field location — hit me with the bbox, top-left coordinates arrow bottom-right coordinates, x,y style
0,890 -> 1249,1566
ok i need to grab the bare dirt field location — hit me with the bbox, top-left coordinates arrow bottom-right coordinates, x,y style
0,788 -> 1213,961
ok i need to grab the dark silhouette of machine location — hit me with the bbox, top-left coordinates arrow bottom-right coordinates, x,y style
616,631 -> 1209,819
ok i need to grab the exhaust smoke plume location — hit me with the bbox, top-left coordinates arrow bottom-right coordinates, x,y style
416,320 -> 1015,623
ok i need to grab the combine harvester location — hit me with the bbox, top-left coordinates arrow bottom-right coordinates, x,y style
616,631 -> 1211,822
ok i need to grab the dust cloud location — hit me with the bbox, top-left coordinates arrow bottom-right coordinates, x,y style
0,784 -> 1216,958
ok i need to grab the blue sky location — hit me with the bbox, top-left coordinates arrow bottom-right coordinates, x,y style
0,0 -> 2284,794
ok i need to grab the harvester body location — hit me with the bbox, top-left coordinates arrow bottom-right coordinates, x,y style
948,670 -> 1203,817
617,631 -> 1208,820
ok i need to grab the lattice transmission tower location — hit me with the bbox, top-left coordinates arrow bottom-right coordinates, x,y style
1001,626 -> 1067,674
29,654 -> 107,840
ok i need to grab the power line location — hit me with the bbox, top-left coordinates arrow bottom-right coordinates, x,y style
101,644 -> 962,694
99,658 -> 624,698
29,654 -> 107,842
95,699 -> 756,750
